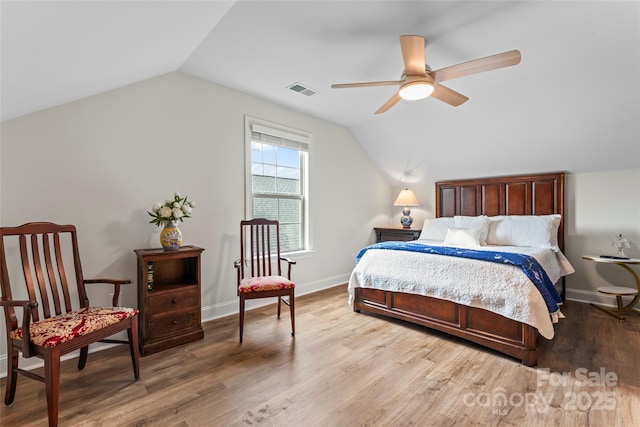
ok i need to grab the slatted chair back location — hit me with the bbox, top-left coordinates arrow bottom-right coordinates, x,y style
0,222 -> 86,327
239,218 -> 282,279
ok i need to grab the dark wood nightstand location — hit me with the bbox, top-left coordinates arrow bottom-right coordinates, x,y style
134,245 -> 205,356
374,226 -> 422,242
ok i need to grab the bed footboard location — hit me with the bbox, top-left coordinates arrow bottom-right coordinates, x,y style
353,287 -> 538,366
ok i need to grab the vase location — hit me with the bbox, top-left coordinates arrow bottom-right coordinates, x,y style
160,220 -> 182,251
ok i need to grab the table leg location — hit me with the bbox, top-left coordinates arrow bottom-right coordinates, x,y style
591,301 -> 627,321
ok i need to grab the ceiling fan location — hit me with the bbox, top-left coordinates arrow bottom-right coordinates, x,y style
331,35 -> 521,114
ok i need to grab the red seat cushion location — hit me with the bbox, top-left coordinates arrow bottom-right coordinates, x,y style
239,276 -> 295,293
9,306 -> 138,348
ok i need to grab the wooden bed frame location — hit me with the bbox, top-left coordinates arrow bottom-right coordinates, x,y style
353,172 -> 565,366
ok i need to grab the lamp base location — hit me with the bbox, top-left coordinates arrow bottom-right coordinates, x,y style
400,207 -> 413,229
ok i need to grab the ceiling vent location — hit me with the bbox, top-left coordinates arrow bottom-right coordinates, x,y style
287,82 -> 317,97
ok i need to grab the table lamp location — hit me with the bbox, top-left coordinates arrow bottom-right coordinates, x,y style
612,234 -> 630,258
394,188 -> 419,229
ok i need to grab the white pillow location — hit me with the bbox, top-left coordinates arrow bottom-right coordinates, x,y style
443,227 -> 482,247
454,215 -> 490,245
418,217 -> 455,241
486,214 -> 561,250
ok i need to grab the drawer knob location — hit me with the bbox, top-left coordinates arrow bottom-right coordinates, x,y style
173,320 -> 178,325
172,298 -> 178,303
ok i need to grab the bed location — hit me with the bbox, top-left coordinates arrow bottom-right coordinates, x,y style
349,172 -> 573,366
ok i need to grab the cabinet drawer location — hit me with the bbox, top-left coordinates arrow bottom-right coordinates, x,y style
147,309 -> 200,340
374,227 -> 421,242
147,287 -> 199,315
379,230 -> 416,241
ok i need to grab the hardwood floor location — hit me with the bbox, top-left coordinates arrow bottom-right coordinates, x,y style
2,284 -> 639,426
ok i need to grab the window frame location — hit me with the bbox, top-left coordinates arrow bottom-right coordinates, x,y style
244,116 -> 311,254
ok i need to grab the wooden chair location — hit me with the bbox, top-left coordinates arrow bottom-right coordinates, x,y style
234,219 -> 296,343
0,222 -> 140,427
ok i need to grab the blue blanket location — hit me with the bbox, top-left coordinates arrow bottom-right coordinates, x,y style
356,241 -> 562,314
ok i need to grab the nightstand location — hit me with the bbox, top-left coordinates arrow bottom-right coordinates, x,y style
374,226 -> 422,243
583,255 -> 640,321
135,246 -> 205,355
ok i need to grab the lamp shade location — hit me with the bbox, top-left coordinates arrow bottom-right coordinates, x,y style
394,189 -> 419,206
612,234 -> 630,249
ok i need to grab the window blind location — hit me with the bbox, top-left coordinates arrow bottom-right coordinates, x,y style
251,123 -> 310,151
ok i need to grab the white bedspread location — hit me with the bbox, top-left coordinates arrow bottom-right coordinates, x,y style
348,241 -> 575,339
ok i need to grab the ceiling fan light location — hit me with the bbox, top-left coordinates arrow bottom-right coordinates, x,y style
399,81 -> 434,100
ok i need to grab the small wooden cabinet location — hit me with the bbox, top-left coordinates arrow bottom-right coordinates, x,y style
134,245 -> 204,356
374,226 -> 422,242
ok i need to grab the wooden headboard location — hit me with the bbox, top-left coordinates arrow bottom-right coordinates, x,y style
435,172 -> 565,252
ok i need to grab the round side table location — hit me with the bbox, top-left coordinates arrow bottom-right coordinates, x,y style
583,255 -> 640,321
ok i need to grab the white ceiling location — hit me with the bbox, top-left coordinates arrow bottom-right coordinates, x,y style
2,1 -> 639,184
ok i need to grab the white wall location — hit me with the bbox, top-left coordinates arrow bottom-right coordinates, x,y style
0,71 -> 391,374
564,169 -> 640,304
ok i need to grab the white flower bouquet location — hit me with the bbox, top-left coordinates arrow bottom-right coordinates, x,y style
148,192 -> 196,226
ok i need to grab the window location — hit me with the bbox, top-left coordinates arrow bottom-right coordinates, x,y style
245,117 -> 311,253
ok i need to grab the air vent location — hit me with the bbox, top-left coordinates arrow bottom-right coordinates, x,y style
287,82 -> 317,97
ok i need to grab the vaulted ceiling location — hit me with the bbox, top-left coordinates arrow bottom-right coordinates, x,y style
2,1 -> 639,184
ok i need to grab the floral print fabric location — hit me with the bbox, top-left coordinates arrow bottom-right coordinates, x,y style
239,276 -> 295,293
9,306 -> 138,348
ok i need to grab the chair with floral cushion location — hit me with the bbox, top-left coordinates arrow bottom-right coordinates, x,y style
234,218 -> 296,343
0,222 -> 140,427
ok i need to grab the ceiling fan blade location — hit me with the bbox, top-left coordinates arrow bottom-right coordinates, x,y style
375,92 -> 402,114
331,80 -> 402,89
431,84 -> 469,107
432,50 -> 521,83
400,35 -> 426,76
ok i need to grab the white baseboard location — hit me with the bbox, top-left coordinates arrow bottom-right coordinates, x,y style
565,287 -> 638,308
0,274 -> 351,378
